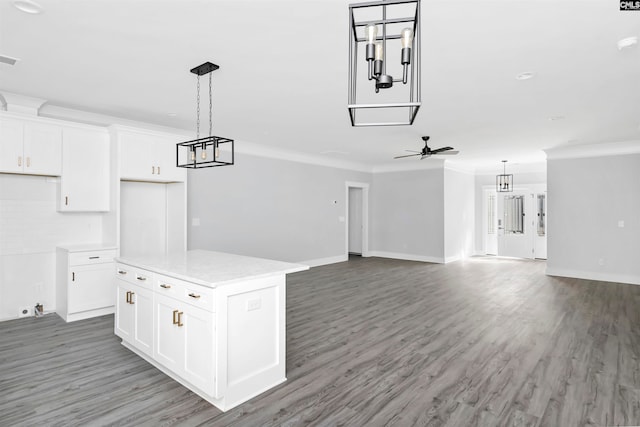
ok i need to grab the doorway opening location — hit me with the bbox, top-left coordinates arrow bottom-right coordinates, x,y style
483,185 -> 547,260
345,181 -> 369,258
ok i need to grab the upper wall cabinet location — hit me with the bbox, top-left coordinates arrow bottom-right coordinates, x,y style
0,117 -> 62,176
115,127 -> 186,183
58,126 -> 110,212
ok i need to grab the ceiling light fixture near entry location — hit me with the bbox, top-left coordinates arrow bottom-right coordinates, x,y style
496,160 -> 513,192
617,36 -> 638,50
13,0 -> 43,14
176,62 -> 234,169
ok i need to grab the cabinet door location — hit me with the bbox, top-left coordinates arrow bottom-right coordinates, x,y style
116,281 -> 135,341
59,127 -> 110,212
68,263 -> 115,314
0,118 -> 24,173
120,131 -> 185,182
155,134 -> 186,182
154,293 -> 184,374
183,304 -> 215,396
133,286 -> 154,357
23,122 -> 62,176
120,132 -> 154,181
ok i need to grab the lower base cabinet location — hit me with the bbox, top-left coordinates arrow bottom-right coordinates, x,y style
115,281 -> 153,357
154,293 -> 215,396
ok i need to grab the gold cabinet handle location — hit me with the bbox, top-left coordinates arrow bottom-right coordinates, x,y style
17,156 -> 22,167
65,196 -> 69,206
136,275 -> 147,281
118,270 -> 127,275
125,291 -> 131,304
152,166 -> 155,175
157,166 -> 160,175
188,293 -> 201,299
160,284 -> 171,289
177,311 -> 183,327
129,292 -> 135,304
172,309 -> 179,325
26,157 -> 30,167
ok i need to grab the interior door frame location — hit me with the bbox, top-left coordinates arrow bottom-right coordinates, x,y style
345,181 -> 369,258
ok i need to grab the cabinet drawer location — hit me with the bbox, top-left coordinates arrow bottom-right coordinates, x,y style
115,263 -> 154,289
155,274 -> 215,312
69,249 -> 117,266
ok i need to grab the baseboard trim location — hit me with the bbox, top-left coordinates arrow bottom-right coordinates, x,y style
444,255 -> 463,264
368,251 -> 444,264
299,255 -> 349,268
546,267 -> 640,286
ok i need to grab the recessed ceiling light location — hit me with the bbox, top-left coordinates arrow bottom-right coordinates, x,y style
618,36 -> 638,50
516,72 -> 534,81
549,116 -> 565,121
13,0 -> 43,14
167,112 -> 177,117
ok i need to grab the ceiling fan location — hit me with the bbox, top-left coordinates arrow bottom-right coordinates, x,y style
394,136 -> 459,160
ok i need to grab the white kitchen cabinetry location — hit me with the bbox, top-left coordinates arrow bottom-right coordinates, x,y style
58,126 -> 110,212
154,279 -> 216,396
0,116 -> 62,176
115,265 -> 154,357
56,245 -> 117,322
114,251 -> 308,412
116,128 -> 186,183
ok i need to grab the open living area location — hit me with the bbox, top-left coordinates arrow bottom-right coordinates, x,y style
1,0 -> 639,426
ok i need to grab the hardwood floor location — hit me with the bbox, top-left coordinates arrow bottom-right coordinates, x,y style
1,256 -> 640,426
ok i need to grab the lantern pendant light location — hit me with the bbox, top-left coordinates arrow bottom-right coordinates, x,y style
177,62 -> 234,169
496,160 -> 513,192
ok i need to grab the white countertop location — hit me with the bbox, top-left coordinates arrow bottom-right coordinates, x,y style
116,250 -> 309,288
57,243 -> 118,252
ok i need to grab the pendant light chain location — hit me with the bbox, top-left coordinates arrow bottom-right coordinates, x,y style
196,75 -> 201,140
209,72 -> 213,137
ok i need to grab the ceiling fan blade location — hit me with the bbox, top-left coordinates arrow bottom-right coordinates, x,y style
434,150 -> 460,155
405,150 -> 421,153
394,153 -> 421,159
420,154 -> 432,160
430,146 -> 455,154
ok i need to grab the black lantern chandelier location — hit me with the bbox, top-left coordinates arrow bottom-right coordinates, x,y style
348,0 -> 421,127
177,62 -> 234,169
496,160 -> 513,192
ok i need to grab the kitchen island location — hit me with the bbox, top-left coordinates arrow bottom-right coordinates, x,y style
114,250 -> 308,411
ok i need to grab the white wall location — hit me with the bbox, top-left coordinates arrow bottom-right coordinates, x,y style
0,174 -> 103,320
187,153 -> 371,266
370,168 -> 445,262
546,154 -> 640,285
444,168 -> 475,262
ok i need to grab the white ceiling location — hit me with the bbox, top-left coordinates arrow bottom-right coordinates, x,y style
1,0 -> 639,171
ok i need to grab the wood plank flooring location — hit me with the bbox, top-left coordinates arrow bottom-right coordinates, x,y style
2,256 -> 640,426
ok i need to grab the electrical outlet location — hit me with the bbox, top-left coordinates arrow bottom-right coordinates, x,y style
18,306 -> 32,318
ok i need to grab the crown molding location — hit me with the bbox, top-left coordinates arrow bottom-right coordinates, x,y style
371,158 -> 446,173
544,140 -> 640,160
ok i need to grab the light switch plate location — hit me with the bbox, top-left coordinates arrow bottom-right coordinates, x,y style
192,218 -> 201,226
618,220 -> 625,228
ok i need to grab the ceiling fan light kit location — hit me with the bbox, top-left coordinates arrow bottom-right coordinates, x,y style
347,0 -> 421,127
496,160 -> 513,192
176,62 -> 235,169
